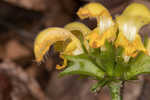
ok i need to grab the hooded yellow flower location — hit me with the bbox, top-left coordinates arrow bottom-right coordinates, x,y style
115,3 -> 150,57
34,27 -> 83,69
34,21 -> 92,70
77,2 -> 117,48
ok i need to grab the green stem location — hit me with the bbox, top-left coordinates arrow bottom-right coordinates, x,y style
108,81 -> 123,100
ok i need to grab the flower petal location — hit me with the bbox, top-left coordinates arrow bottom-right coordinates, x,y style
98,16 -> 115,34
77,2 -> 110,20
64,22 -> 91,36
56,55 -> 67,70
63,38 -> 83,55
116,15 -> 150,41
86,25 -> 117,48
115,33 -> 147,57
122,3 -> 150,19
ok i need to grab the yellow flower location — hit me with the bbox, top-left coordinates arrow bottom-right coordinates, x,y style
77,2 -> 117,48
34,27 -> 83,69
34,22 -> 91,69
115,33 -> 146,57
115,3 -> 150,57
34,2 -> 150,70
86,24 -> 117,48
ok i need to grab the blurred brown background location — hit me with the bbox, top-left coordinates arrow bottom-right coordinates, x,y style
0,0 -> 150,100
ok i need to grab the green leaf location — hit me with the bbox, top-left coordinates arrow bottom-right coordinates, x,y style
126,53 -> 150,79
99,41 -> 115,76
88,48 -> 104,70
88,41 -> 116,77
114,59 -> 129,79
114,47 -> 130,79
77,75 -> 89,80
91,79 -> 110,93
59,54 -> 105,80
